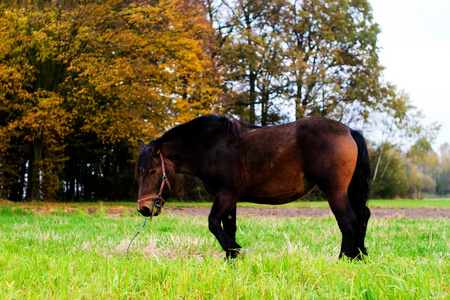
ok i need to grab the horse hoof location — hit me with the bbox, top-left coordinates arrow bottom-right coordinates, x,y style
226,248 -> 241,260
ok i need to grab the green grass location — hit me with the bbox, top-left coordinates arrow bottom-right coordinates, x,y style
1,204 -> 449,299
368,199 -> 450,208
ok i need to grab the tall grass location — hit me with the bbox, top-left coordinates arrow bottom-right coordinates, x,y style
0,206 -> 449,299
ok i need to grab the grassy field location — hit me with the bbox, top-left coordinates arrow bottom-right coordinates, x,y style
0,202 -> 449,299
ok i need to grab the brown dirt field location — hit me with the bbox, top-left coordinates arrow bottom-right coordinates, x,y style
165,206 -> 450,219
3,200 -> 449,219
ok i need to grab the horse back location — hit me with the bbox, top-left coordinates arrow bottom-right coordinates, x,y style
237,117 -> 357,203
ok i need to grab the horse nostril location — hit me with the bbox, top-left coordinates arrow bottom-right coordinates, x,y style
139,206 -> 151,217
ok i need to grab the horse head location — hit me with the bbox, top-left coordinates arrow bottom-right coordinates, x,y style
135,140 -> 176,217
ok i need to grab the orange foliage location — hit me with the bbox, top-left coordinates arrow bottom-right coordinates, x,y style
0,0 -> 221,200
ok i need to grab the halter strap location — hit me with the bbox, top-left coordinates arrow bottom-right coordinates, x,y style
137,152 -> 171,203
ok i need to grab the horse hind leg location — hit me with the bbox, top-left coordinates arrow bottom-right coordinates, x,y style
338,202 -> 370,260
325,192 -> 362,259
356,206 -> 371,257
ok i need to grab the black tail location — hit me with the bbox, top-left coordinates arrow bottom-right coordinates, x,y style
349,129 -> 371,255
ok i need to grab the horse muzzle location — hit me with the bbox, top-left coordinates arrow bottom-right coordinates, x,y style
137,198 -> 164,217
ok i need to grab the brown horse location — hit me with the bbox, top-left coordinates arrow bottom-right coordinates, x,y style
135,115 -> 370,259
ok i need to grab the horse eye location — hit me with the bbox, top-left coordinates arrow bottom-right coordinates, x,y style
149,170 -> 157,175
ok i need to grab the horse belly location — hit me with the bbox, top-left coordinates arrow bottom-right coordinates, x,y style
244,172 -> 316,205
244,188 -> 315,205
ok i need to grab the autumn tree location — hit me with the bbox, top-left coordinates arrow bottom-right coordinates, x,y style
210,0 -> 388,125
406,138 -> 440,198
436,143 -> 450,195
0,0 -> 221,201
281,0 -> 386,121
213,0 -> 288,125
0,2 -> 75,200
368,142 -> 410,198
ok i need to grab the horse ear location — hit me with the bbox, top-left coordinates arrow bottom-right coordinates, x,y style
138,140 -> 145,152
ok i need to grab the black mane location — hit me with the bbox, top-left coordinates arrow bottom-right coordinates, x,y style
136,115 -> 255,178
161,115 -> 242,142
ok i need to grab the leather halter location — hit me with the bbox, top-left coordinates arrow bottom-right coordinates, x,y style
137,153 -> 172,204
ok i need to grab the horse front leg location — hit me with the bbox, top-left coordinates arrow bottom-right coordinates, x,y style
208,193 -> 241,259
222,205 -> 237,240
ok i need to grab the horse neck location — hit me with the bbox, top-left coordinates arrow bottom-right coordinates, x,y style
161,124 -> 237,176
161,139 -> 211,176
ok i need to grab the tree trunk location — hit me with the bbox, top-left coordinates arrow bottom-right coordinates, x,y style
295,78 -> 305,120
26,140 -> 43,200
260,91 -> 269,126
248,70 -> 257,124
372,149 -> 383,183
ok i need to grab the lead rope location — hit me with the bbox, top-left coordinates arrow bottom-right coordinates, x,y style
127,217 -> 148,260
127,200 -> 159,260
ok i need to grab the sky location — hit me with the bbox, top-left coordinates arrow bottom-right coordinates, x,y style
369,0 -> 450,150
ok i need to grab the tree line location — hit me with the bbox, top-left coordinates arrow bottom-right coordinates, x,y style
0,0 -> 448,202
